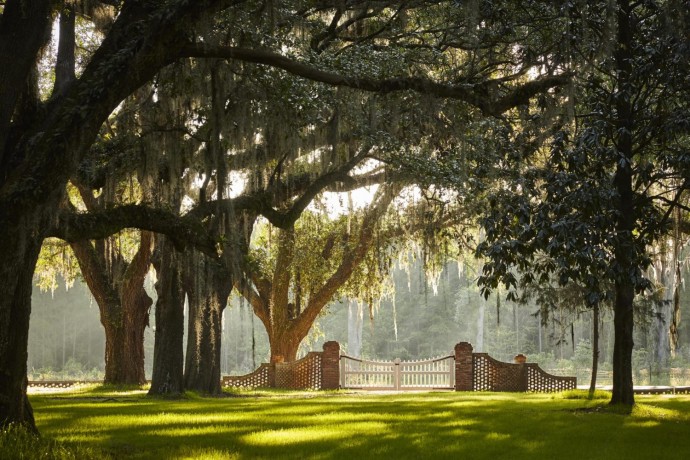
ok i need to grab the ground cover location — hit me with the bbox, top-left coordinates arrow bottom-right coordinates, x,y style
3,388 -> 690,459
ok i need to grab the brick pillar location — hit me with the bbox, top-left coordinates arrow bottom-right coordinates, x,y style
321,341 -> 340,390
455,342 -> 474,391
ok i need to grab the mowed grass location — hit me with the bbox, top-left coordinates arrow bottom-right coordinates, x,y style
8,388 -> 690,459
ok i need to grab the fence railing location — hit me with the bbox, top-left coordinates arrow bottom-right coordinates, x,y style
340,355 -> 455,390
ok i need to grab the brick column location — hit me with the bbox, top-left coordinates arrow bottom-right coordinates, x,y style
321,341 -> 340,390
455,342 -> 474,391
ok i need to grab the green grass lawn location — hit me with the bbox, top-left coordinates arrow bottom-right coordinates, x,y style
4,388 -> 690,459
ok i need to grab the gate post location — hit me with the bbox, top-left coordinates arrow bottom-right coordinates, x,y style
455,342 -> 473,391
321,341 -> 340,389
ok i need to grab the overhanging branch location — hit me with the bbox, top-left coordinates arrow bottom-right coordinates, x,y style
179,44 -> 572,116
49,205 -> 218,257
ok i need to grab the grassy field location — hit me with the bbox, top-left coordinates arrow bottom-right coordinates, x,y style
3,388 -> 690,459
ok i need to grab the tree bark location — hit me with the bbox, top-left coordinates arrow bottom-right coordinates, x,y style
610,0 -> 636,407
267,334 -> 301,363
0,218 -> 43,431
184,252 -> 232,394
653,245 -> 673,369
589,302 -> 600,396
71,231 -> 153,385
149,237 -> 186,395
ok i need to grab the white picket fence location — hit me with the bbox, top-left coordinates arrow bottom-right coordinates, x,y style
340,355 -> 455,390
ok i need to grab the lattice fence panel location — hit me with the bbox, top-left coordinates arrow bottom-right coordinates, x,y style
473,354 -> 526,391
222,363 -> 271,389
28,380 -> 97,389
275,352 -> 322,390
473,354 -> 497,391
527,365 -> 576,392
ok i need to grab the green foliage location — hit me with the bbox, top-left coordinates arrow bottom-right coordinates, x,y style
34,239 -> 79,293
474,1 -> 690,306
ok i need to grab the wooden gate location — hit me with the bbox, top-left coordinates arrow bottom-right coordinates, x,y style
340,355 -> 455,390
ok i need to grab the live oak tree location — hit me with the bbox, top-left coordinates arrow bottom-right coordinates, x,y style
238,185 -> 399,363
0,0 -> 569,429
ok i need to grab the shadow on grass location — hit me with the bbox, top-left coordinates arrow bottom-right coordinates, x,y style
28,389 -> 690,460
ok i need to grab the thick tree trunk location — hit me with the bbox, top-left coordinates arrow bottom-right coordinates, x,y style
149,238 -> 186,395
102,316 -> 126,383
610,0 -> 636,407
268,331 -> 302,363
184,253 -> 231,394
72,232 -> 153,386
0,223 -> 42,431
101,295 -> 151,385
611,281 -> 635,405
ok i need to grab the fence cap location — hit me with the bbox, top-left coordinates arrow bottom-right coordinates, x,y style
323,341 -> 340,352
455,342 -> 473,353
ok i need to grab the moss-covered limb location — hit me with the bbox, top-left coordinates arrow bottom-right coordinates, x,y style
1,0 -> 243,216
48,205 -> 218,258
188,166 -> 388,230
179,44 -> 572,116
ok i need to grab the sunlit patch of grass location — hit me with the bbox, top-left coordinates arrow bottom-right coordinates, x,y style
241,425 -> 351,446
170,447 -> 241,460
561,389 -> 611,400
485,432 -> 511,441
632,402 -> 686,420
26,390 -> 690,459
0,423 -> 110,460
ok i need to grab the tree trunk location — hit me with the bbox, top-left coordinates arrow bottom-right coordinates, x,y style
71,232 -> 153,386
610,0 -> 636,407
149,238 -> 186,395
184,253 -> 231,394
670,206 -> 682,357
0,222 -> 42,431
611,280 -> 635,405
100,295 -> 151,385
347,300 -> 363,357
120,288 -> 151,385
267,331 -> 302,363
589,302 -> 600,396
653,248 -> 672,369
